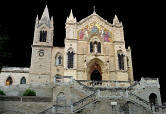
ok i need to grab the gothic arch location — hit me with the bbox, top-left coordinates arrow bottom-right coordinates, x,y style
87,58 -> 105,80
117,50 -> 125,70
88,35 -> 104,44
55,52 -> 63,66
67,47 -> 75,68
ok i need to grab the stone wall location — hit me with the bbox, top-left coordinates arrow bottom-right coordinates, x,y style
0,96 -> 52,114
0,84 -> 53,97
0,67 -> 29,86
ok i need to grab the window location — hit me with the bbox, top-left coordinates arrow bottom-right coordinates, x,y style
90,41 -> 101,53
90,42 -> 93,53
67,51 -> 74,68
6,77 -> 13,86
20,77 -> 26,84
118,53 -> 125,70
40,31 -> 47,42
97,42 -> 101,53
56,55 -> 62,65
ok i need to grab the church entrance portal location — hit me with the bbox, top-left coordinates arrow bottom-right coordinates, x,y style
91,69 -> 102,81
89,62 -> 102,85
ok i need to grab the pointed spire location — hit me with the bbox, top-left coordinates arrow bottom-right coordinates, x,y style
39,5 -> 51,27
50,16 -> 54,28
113,15 -> 119,25
113,14 -> 122,27
36,15 -> 39,21
35,15 -> 39,27
69,9 -> 74,19
41,5 -> 50,20
66,9 -> 76,23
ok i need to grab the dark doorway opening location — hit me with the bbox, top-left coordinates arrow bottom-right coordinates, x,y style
91,69 -> 102,81
90,69 -> 102,85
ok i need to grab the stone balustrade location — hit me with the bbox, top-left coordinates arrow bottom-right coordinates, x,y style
128,92 -> 151,110
76,80 -> 132,88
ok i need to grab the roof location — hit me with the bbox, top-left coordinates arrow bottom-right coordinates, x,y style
1,67 -> 29,73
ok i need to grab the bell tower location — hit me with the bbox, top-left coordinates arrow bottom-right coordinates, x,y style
64,10 -> 78,79
29,5 -> 54,84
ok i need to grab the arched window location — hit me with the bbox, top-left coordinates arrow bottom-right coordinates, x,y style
97,42 -> 101,53
56,55 -> 62,65
90,42 -> 93,53
40,31 -> 47,42
149,93 -> 158,111
67,51 -> 74,68
6,77 -> 13,86
118,53 -> 125,70
20,77 -> 26,84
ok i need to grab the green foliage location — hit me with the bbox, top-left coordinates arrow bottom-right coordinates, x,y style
0,89 -> 5,95
23,89 -> 36,96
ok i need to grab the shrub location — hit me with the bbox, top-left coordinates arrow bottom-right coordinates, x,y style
23,89 -> 36,96
0,89 -> 5,95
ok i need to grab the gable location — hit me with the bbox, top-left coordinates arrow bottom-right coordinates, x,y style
77,14 -> 113,42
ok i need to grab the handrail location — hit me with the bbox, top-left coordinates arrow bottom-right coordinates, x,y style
128,92 -> 151,110
129,92 -> 149,105
38,105 -> 71,114
38,106 -> 53,114
72,91 -> 97,112
74,80 -> 95,91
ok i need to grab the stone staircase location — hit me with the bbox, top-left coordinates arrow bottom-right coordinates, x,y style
38,80 -> 153,114
128,92 -> 151,110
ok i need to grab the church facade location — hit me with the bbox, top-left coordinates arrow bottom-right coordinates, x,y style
0,6 -> 164,114
0,6 -> 133,86
29,5 -> 133,85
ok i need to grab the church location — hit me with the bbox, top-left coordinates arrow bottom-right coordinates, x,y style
0,5 -> 164,114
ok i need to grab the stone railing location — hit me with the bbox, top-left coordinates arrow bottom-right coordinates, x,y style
38,91 -> 97,114
128,92 -> 151,110
38,105 -> 71,114
76,80 -> 132,88
72,91 -> 97,113
74,80 -> 95,92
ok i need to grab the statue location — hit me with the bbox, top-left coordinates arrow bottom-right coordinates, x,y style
94,43 -> 97,53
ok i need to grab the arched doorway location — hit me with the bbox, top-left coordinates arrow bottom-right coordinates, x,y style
87,59 -> 104,81
91,69 -> 102,81
149,93 -> 158,112
87,60 -> 103,85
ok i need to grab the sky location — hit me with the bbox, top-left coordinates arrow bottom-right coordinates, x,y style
0,0 -> 166,102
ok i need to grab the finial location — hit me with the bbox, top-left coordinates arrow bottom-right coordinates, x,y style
66,9 -> 76,23
93,6 -> 96,14
113,14 -> 119,25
